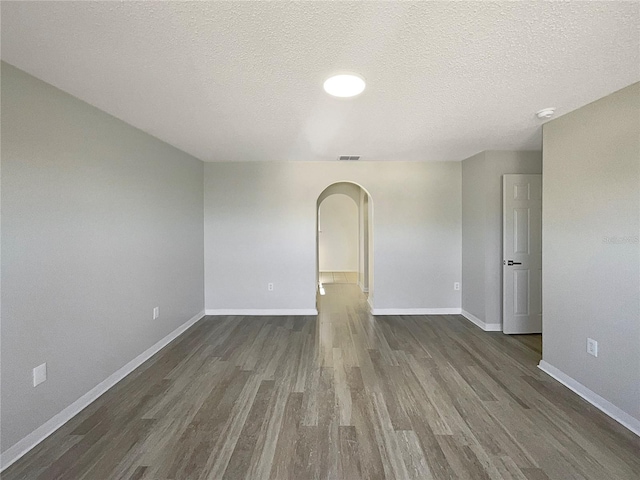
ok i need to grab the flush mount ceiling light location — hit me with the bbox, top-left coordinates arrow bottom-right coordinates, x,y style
536,107 -> 556,119
323,74 -> 366,98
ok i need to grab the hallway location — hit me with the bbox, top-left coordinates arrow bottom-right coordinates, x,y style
5,285 -> 639,479
319,271 -> 358,284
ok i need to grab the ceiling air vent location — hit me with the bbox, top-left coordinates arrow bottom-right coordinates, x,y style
338,155 -> 361,161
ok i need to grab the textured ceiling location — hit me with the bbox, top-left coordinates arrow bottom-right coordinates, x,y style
2,1 -> 639,162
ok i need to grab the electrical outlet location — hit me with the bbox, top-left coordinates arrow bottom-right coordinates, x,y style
33,363 -> 47,387
268,283 -> 274,291
587,338 -> 598,357
454,282 -> 460,291
153,307 -> 160,320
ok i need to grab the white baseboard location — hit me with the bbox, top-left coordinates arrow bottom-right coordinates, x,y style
538,360 -> 640,437
370,308 -> 462,316
319,270 -> 357,273
461,309 -> 502,332
0,310 -> 206,472
205,309 -> 318,316
357,281 -> 369,293
367,297 -> 374,312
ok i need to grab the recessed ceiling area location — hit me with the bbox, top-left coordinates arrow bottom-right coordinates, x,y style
1,1 -> 638,162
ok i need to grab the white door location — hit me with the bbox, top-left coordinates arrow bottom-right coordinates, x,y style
503,174 -> 542,334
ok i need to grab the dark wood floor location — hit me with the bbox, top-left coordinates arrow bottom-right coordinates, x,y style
4,284 -> 639,479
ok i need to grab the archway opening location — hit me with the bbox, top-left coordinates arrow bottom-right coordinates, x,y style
315,182 -> 373,309
319,194 -> 358,285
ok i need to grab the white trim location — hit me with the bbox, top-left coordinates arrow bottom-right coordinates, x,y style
205,309 -> 318,316
370,308 -> 462,316
0,310 -> 206,472
538,360 -> 640,437
357,281 -> 369,293
461,309 -> 502,332
319,270 -> 358,273
367,296 -> 374,312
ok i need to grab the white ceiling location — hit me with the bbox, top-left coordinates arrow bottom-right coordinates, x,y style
2,1 -> 638,163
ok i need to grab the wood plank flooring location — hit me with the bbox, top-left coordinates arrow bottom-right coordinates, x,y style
4,284 -> 639,479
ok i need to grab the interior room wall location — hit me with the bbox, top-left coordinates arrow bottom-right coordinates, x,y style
204,161 -> 462,313
317,181 -> 360,206
1,63 -> 205,455
461,151 -> 487,322
541,83 -> 639,427
461,150 -> 542,328
367,193 -> 374,301
359,190 -> 370,292
318,194 -> 359,272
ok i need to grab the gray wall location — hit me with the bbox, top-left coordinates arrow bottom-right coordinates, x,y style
1,63 -> 205,452
542,83 -> 639,421
204,161 -> 462,311
462,150 -> 542,325
462,152 -> 487,320
359,189 -> 370,292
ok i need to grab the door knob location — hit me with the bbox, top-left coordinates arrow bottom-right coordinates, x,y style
506,260 -> 522,266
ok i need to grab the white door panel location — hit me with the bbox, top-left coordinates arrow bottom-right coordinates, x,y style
503,174 -> 542,334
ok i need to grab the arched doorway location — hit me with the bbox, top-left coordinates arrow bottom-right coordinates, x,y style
319,194 -> 358,283
316,182 -> 373,309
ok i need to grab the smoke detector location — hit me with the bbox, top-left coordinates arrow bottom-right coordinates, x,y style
536,108 -> 556,119
338,155 -> 361,161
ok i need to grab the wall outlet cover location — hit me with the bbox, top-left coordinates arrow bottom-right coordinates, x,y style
587,338 -> 598,357
33,363 -> 47,387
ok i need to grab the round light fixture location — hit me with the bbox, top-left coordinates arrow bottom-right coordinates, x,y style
536,108 -> 556,119
323,74 -> 366,98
